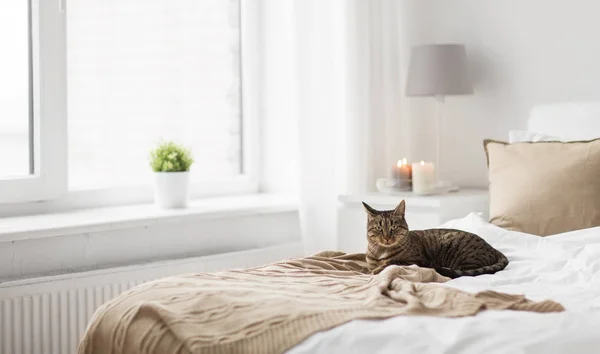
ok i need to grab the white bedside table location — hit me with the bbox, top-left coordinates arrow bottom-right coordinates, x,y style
337,189 -> 489,253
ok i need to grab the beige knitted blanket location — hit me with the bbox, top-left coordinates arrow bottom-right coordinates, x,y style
78,251 -> 563,354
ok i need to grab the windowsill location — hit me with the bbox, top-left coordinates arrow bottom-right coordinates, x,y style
0,194 -> 298,243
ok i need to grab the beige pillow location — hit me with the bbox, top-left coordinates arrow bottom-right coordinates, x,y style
484,138 -> 600,236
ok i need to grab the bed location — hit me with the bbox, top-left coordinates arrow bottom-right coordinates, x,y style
292,103 -> 600,353
291,214 -> 600,354
79,103 -> 600,354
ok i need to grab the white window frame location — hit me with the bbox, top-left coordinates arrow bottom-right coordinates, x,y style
0,0 -> 261,211
0,0 -> 67,204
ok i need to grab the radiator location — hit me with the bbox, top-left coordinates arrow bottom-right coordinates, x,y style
0,243 -> 303,354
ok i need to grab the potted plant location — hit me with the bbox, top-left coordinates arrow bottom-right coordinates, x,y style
149,141 -> 194,209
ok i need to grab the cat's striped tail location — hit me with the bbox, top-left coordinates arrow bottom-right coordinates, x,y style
435,253 -> 509,279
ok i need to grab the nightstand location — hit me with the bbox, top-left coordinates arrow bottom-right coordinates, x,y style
337,189 -> 489,253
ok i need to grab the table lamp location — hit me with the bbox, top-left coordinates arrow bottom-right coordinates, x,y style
405,43 -> 473,191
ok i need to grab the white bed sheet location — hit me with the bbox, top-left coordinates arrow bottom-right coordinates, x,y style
288,213 -> 600,354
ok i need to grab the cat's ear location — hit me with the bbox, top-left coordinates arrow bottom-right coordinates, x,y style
362,202 -> 378,217
393,200 -> 406,217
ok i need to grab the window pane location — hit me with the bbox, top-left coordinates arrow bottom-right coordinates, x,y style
67,0 -> 242,190
0,2 -> 31,178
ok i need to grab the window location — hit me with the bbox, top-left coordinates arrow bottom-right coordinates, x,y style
0,0 -> 259,205
68,0 -> 249,191
0,0 -> 67,204
0,1 -> 30,178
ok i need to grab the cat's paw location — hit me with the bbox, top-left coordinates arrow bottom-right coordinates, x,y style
371,265 -> 387,275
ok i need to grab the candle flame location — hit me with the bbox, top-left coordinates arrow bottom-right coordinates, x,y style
420,160 -> 425,165
397,158 -> 408,167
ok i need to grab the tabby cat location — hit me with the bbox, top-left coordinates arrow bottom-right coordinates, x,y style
363,200 -> 508,278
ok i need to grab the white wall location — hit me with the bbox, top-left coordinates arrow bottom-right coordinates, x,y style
399,0 -> 600,187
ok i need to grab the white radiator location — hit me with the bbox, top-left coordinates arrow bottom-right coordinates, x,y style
0,243 -> 303,354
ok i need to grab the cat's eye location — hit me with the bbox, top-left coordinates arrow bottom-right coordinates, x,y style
391,225 -> 398,230
375,226 -> 382,231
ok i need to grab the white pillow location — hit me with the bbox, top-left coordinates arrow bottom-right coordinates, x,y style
508,130 -> 562,143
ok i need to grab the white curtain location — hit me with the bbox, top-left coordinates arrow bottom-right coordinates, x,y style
292,0 -> 405,255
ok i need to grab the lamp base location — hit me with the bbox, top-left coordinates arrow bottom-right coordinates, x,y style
436,180 -> 460,194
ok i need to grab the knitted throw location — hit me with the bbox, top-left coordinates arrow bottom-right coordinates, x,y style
78,251 -> 563,354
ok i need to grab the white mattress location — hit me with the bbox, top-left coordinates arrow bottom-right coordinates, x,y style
288,213 -> 600,354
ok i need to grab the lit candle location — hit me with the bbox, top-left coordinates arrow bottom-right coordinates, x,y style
411,161 -> 436,195
392,158 -> 412,190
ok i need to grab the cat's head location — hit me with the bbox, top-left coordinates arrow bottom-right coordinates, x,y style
362,200 -> 409,247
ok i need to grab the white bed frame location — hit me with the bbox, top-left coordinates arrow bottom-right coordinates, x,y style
528,101 -> 600,140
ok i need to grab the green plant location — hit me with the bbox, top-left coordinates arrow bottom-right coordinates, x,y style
149,141 -> 194,172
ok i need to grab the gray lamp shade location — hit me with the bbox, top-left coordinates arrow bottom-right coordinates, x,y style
405,44 -> 473,97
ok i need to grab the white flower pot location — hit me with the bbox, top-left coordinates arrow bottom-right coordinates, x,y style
153,172 -> 190,209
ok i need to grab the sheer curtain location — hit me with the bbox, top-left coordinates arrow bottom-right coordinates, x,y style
292,0 -> 405,255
